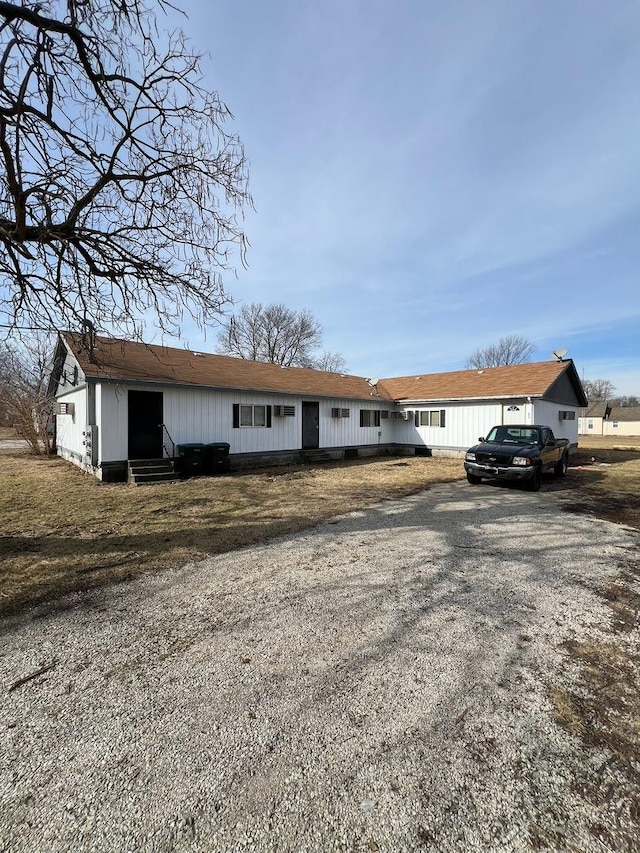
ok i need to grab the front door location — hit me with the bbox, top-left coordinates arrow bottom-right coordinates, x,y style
128,390 -> 163,459
302,401 -> 320,450
503,403 -> 523,424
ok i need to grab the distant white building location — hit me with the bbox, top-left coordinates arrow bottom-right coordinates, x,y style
579,403 -> 640,437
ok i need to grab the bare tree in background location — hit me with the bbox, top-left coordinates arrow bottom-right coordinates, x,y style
582,378 -> 616,401
0,333 -> 54,453
217,303 -> 346,370
313,350 -> 347,373
0,1 -> 250,343
609,395 -> 639,407
466,335 -> 535,369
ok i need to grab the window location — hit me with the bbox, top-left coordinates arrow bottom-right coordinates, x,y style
417,409 -> 446,428
587,419 -> 593,430
359,409 -> 381,427
233,404 -> 272,428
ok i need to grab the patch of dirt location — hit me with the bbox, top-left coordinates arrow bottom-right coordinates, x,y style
548,553 -> 640,852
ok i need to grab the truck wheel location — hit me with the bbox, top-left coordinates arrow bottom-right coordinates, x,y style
467,472 -> 482,485
554,453 -> 568,478
526,465 -> 542,492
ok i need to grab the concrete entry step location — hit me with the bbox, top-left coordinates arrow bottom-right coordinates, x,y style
128,458 -> 177,485
301,450 -> 332,464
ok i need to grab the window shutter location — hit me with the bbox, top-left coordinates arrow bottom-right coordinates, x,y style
233,404 -> 240,428
414,411 -> 419,427
440,409 -> 446,428
360,410 -> 365,427
266,405 -> 272,428
374,411 -> 381,427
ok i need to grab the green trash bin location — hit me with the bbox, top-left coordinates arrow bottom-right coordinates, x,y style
204,442 -> 231,475
176,443 -> 206,477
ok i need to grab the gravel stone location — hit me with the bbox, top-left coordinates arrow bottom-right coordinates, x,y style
1,481 -> 637,851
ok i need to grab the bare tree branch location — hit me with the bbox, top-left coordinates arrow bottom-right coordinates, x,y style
217,303 -> 346,371
582,378 -> 616,402
0,1 -> 251,343
0,331 -> 54,452
466,335 -> 535,369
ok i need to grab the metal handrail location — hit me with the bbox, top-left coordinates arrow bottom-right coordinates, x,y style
159,423 -> 176,459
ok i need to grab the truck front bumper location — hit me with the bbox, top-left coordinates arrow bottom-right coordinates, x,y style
464,461 -> 535,482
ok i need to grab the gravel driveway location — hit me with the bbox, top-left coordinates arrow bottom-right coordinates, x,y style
1,481 -> 637,852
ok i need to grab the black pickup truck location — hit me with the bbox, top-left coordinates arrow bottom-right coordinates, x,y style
464,425 -> 570,491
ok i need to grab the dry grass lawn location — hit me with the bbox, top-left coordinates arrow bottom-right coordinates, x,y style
578,434 -> 640,450
0,450 -> 463,615
2,437 -> 639,617
2,440 -> 639,833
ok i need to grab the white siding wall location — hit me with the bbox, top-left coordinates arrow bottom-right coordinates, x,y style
96,382 -> 395,461
96,383 -> 127,463
94,381 -> 585,461
396,402 -> 504,450
57,350 -> 85,393
578,417 -> 603,436
603,420 -> 640,437
55,386 -> 88,459
533,401 -> 579,444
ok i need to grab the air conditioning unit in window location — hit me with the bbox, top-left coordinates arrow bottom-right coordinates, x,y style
274,405 -> 284,417
559,410 -> 576,420
57,402 -> 75,416
331,408 -> 341,418
380,410 -> 389,419
389,411 -> 403,420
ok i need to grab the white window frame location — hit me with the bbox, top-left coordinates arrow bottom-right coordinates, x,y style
240,404 -> 267,428
419,409 -> 444,427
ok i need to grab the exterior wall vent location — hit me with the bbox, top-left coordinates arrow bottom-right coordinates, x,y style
275,405 -> 296,417
57,402 -> 75,415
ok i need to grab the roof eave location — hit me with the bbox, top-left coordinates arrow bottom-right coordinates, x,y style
89,374 -> 395,403
394,393 -> 546,405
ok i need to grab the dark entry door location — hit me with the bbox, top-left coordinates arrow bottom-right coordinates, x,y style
128,390 -> 163,459
302,401 -> 320,450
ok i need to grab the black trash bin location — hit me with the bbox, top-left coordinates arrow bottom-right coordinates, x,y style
204,442 -> 231,476
176,442 -> 206,477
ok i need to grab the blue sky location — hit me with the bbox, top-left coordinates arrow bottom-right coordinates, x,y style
171,0 -> 639,393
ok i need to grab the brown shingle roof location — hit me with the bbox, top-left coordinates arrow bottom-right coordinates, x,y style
62,333 -> 581,404
378,360 -> 573,401
609,406 -> 640,423
579,402 -> 609,418
63,333 -> 395,402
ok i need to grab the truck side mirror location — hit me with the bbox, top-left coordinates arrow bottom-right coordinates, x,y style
479,437 -> 485,442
